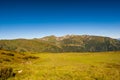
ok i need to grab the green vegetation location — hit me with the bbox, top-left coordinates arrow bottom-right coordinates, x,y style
0,35 -> 120,79
0,35 -> 120,53
0,50 -> 120,80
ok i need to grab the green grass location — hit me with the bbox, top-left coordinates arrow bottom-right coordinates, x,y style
0,50 -> 120,80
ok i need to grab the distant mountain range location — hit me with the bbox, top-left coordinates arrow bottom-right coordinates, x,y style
117,38 -> 120,40
0,35 -> 120,52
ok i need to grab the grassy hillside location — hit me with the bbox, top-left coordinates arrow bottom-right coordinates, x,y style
0,35 -> 120,52
0,39 -> 62,52
0,50 -> 120,80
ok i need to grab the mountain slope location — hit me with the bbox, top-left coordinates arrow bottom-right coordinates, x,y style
59,35 -> 120,52
0,35 -> 120,52
0,39 -> 62,52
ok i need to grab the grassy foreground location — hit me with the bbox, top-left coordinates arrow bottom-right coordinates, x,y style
0,51 -> 120,80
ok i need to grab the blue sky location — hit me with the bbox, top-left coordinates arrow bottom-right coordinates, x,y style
0,0 -> 120,39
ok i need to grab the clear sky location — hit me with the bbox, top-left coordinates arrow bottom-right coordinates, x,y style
0,0 -> 120,39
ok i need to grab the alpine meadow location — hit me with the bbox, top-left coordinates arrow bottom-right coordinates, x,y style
0,35 -> 120,80
0,0 -> 120,80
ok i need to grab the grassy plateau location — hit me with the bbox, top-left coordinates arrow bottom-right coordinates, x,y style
0,50 -> 120,80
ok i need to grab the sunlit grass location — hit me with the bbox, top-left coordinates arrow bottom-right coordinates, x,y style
0,50 -> 120,80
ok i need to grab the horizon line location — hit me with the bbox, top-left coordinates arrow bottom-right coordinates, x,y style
0,34 -> 119,40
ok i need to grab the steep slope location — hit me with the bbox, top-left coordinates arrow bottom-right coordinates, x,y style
0,35 -> 120,52
59,35 -> 120,52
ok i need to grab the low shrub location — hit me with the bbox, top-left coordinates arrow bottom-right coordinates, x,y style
6,53 -> 14,56
1,52 -> 6,55
0,67 -> 15,80
23,56 -> 39,60
3,59 -> 11,62
1,52 -> 14,56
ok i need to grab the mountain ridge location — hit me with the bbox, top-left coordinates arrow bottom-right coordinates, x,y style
0,35 -> 120,52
